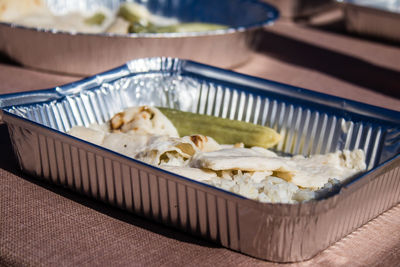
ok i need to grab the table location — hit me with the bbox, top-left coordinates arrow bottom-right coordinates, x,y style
1,15 -> 400,266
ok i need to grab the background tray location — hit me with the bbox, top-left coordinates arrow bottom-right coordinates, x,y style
0,0 -> 278,76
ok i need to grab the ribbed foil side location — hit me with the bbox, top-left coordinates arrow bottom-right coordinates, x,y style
6,117 -> 242,250
3,58 -> 400,262
7,113 -> 399,262
232,161 -> 400,262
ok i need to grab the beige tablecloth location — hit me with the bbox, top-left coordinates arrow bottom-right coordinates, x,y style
1,18 -> 400,266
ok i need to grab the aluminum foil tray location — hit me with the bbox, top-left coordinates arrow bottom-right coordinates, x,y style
0,0 -> 278,76
0,58 -> 399,262
337,0 -> 400,42
262,0 -> 335,18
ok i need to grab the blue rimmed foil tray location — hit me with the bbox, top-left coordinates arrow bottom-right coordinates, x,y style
0,57 -> 399,262
0,0 -> 278,76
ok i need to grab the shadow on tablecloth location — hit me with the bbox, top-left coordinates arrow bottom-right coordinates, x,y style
254,29 -> 400,99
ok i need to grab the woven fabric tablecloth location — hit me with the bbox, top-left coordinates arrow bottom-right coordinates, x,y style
1,18 -> 400,266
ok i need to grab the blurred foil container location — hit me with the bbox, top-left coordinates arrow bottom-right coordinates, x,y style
0,0 -> 278,76
262,0 -> 335,18
0,58 -> 399,262
338,0 -> 400,42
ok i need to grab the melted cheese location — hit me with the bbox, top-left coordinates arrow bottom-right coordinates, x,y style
189,148 -> 288,172
274,150 -> 366,189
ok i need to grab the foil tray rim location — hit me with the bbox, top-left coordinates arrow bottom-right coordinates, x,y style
1,58 -> 399,124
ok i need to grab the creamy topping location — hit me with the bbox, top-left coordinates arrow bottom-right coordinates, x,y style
189,148 -> 288,172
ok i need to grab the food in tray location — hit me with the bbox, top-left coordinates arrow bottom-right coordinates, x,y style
0,1 -> 227,34
68,106 -> 367,204
115,2 -> 227,34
